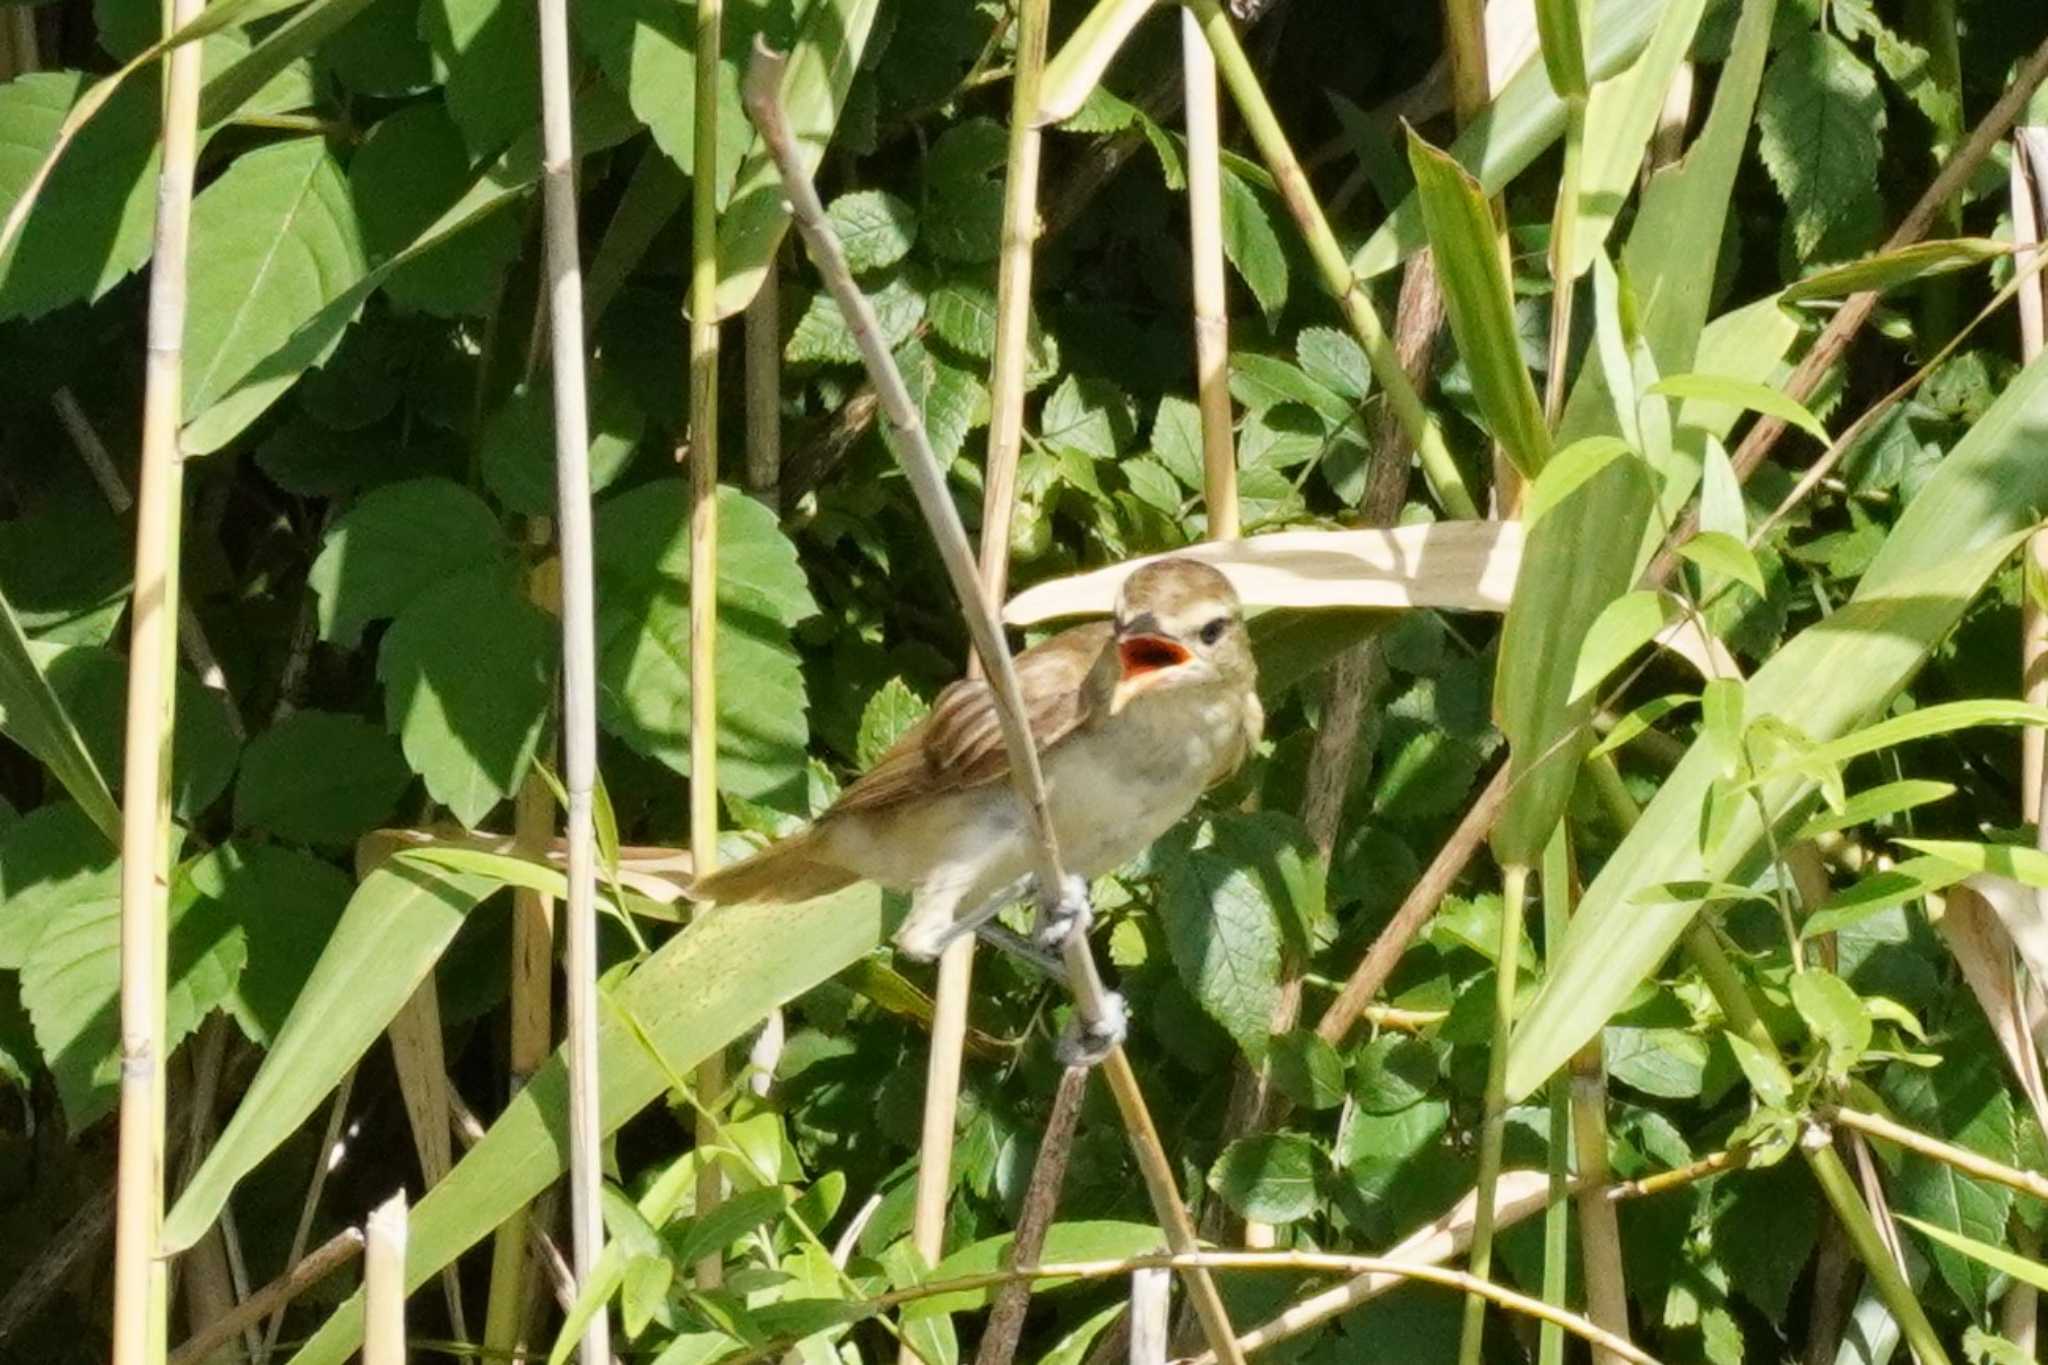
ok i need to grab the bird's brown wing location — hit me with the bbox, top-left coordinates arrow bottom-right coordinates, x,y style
829,621 -> 1113,817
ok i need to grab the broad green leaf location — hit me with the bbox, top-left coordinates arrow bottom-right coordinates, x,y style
595,483 -> 818,808
926,281 -> 999,360
1782,238 -> 2012,303
1699,677 -> 1744,774
919,1221 -> 1160,1314
421,0 -> 536,157
1208,1133 -> 1319,1224
1523,436 -> 1635,529
825,189 -> 917,275
276,881 -> 885,1363
1040,376 -> 1133,461
856,679 -> 928,770
1506,346 -> 2048,1101
166,859 -> 497,1250
349,102 -> 526,318
38,645 -> 241,823
1714,1161 -> 1819,1321
479,372 -> 646,515
1351,1034 -> 1438,1114
0,72 -> 160,321
1161,844 -> 1283,1060
1888,1044 -> 2018,1311
309,478 -> 509,648
0,804 -> 118,970
922,118 -> 1007,264
184,842 -> 352,1046
1228,353 -> 1350,425
1572,589 -> 1671,699
1792,780 -> 1956,840
1149,395 -> 1206,490
1295,326 -> 1371,404
184,137 -> 368,417
785,268 -> 926,365
1566,0 -> 1707,274
1533,0 -> 1588,97
377,568 -> 554,828
1218,165 -> 1288,323
196,0 -> 380,127
1756,30 -> 1885,258
1649,374 -> 1830,447
1801,856 -> 1967,939
1267,1030 -> 1346,1110
0,585 -> 118,844
1789,968 -> 1870,1065
179,87 -> 639,455
1604,1026 -> 1707,1098
233,709 -> 411,845
1406,128 -> 1549,476
892,336 -> 988,469
1677,531 -> 1766,595
1033,0 -> 1157,125
710,0 -> 881,317
1723,1032 -> 1793,1108
1351,0 -> 1669,279
21,845 -> 245,1129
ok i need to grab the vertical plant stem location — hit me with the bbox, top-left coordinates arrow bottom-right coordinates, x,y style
688,0 -> 728,1295
1182,7 -> 1237,541
113,0 -> 204,1353
534,0 -> 606,1346
1458,862 -> 1528,1365
1441,0 -> 1488,125
742,50 -> 1244,1361
1537,833 -> 1570,1365
972,1066 -> 1088,1365
2016,134 -> 2048,825
903,935 -> 973,1365
362,1195 -> 407,1365
744,259 -> 781,508
1910,0 -> 1965,347
1187,0 -> 1477,520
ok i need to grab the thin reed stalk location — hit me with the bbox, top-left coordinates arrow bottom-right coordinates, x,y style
1456,863 -> 1527,1365
533,0 -> 607,1345
362,1195 -> 407,1365
742,45 -> 1246,1363
111,0 -> 205,1352
1181,8 -> 1236,540
1185,0 -> 1477,521
688,0 -> 729,1295
2016,132 -> 2048,822
903,0 -> 1053,1333
971,1066 -> 1087,1365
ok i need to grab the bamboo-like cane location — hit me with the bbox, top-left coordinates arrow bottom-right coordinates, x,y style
2016,132 -> 2048,825
1128,1266 -> 1171,1365
688,0 -> 729,1297
1181,8 -> 1236,541
1184,0 -> 1477,522
901,0 -> 1053,1336
742,43 -> 1246,1365
110,0 -> 204,1352
362,1194 -> 407,1365
533,0 -> 608,1345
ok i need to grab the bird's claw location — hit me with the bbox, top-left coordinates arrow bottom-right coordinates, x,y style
1056,990 -> 1128,1067
1033,873 -> 1095,951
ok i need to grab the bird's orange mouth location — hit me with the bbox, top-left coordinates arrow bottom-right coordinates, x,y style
1117,634 -> 1190,680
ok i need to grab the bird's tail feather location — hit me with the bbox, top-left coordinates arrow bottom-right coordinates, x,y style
687,830 -> 859,905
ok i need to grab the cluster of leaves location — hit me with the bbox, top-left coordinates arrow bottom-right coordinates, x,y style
5,0 -> 2048,1363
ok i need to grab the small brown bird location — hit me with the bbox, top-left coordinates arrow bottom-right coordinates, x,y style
690,558 -> 1262,970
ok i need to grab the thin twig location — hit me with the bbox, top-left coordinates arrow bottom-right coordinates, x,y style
169,1229 -> 364,1365
534,0 -> 608,1341
972,1066 -> 1089,1365
742,44 -> 1246,1365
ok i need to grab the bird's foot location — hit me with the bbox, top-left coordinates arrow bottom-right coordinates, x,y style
1032,874 -> 1095,952
976,922 -> 1069,982
1056,990 -> 1129,1067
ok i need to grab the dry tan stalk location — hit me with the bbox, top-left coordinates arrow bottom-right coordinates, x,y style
362,1194 -> 407,1365
533,0 -> 608,1337
386,980 -> 471,1351
111,0 -> 206,1351
1826,1104 -> 2048,1203
743,43 -> 1246,1362
170,1229 -> 363,1365
972,1066 -> 1088,1365
1181,7 -> 1237,540
688,0 -> 729,1300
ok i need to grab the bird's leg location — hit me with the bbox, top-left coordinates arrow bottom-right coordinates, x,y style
905,872 -> 1034,960
1031,873 -> 1095,951
974,922 -> 1069,981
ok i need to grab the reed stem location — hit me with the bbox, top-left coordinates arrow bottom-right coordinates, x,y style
1181,7 -> 1237,541
1456,862 -> 1526,1365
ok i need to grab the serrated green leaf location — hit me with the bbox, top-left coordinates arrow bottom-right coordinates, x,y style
1228,352 -> 1351,425
826,189 -> 917,275
925,280 -> 998,360
923,118 -> 1007,263
1756,31 -> 1885,258
1149,395 -> 1206,489
856,679 -> 928,770
1295,326 -> 1370,403
1217,163 -> 1287,323
233,709 -> 411,845
1888,1042 -> 2018,1312
1161,846 -> 1282,1060
595,483 -> 817,807
892,336 -> 987,468
1351,1034 -> 1438,1114
185,138 -> 368,418
378,568 -> 553,828
309,478 -> 509,648
786,269 -> 926,365
480,372 -> 645,516
1267,1029 -> 1346,1110
1208,1133 -> 1319,1224
1040,376 -> 1132,461
38,645 -> 242,823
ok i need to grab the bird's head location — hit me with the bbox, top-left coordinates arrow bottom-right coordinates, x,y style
1107,558 -> 1252,715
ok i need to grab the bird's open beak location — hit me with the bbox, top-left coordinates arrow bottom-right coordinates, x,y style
1109,634 -> 1191,714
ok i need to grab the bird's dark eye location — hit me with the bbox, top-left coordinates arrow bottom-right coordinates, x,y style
1199,616 -> 1228,646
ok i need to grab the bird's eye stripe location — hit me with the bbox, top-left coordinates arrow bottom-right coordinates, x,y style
1199,617 -> 1228,645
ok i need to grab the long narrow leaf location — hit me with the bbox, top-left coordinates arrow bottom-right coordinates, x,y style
1783,239 -> 2013,303
1566,0 -> 1706,275
0,588 -> 119,845
1034,0 -> 1160,126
